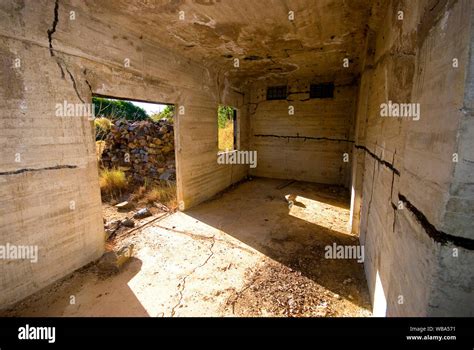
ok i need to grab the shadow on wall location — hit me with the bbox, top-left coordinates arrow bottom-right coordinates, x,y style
184,178 -> 372,310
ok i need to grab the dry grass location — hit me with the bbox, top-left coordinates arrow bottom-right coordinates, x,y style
94,117 -> 112,134
218,122 -> 234,152
145,182 -> 177,208
131,180 -> 177,210
94,118 -> 111,161
99,168 -> 128,198
96,140 -> 106,161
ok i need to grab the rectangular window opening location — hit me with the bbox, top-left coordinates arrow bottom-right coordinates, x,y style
266,86 -> 287,100
218,105 -> 238,152
310,83 -> 335,99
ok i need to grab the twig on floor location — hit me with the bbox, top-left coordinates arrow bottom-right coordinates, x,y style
112,212 -> 171,241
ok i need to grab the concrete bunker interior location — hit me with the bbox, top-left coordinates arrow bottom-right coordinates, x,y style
1,0 -> 473,317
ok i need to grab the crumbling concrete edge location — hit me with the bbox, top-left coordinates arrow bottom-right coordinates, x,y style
398,193 -> 474,250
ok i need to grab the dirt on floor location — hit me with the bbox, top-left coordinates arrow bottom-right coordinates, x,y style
227,260 -> 355,317
1,178 -> 372,317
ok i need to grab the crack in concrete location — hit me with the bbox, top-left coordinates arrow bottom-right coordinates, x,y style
153,223 -> 255,254
429,0 -> 443,12
390,169 -> 396,201
47,0 -> 65,78
0,165 -> 77,176
170,236 -> 216,316
391,202 -> 398,233
389,150 -> 398,233
288,98 -> 311,102
82,69 -> 92,93
398,193 -> 474,250
84,79 -> 93,94
357,144 -> 473,249
46,0 -> 84,103
85,79 -> 92,92
365,151 -> 378,228
254,134 -> 354,143
46,0 -> 59,57
225,268 -> 259,315
247,101 -> 263,117
355,144 -> 400,175
65,66 -> 85,103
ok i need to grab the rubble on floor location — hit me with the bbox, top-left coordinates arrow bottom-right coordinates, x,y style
226,260 -> 339,317
97,244 -> 135,275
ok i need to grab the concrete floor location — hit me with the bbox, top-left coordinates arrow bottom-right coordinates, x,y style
2,178 -> 371,317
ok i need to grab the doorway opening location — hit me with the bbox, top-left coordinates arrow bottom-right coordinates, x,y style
92,95 -> 177,245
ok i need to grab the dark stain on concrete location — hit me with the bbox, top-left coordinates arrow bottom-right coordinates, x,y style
214,22 -> 241,42
244,55 -> 263,61
0,48 -> 24,101
417,0 -> 457,50
160,0 -> 185,13
194,0 -> 217,6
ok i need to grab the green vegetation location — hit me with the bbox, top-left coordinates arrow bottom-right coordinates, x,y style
160,105 -> 175,121
218,105 -> 235,151
151,105 -> 175,123
93,97 -> 148,121
218,105 -> 234,128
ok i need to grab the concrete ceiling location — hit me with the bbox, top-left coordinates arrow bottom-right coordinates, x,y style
89,0 -> 381,86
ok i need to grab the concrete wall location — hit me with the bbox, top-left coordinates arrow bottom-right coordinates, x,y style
0,0 -> 248,308
430,0 -> 474,316
248,78 -> 356,186
2,0 -> 473,316
352,0 -> 474,316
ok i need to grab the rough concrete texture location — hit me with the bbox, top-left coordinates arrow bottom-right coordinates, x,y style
0,0 -> 248,308
81,0 -> 375,86
1,0 -> 473,316
352,0 -> 474,316
248,78 -> 356,186
1,179 -> 370,317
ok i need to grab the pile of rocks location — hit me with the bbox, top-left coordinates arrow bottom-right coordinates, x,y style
100,119 -> 175,183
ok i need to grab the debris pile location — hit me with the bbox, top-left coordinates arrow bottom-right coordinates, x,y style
100,119 -> 175,183
103,205 -> 155,240
227,261 -> 337,317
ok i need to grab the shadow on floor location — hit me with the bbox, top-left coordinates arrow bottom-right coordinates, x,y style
0,258 -> 148,317
185,177 -> 371,310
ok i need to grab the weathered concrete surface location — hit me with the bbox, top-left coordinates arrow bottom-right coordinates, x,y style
0,0 -> 248,308
1,179 -> 371,317
442,1 -> 474,240
83,0 -> 375,86
1,0 -> 473,317
248,78 -> 356,186
352,0 -> 474,316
